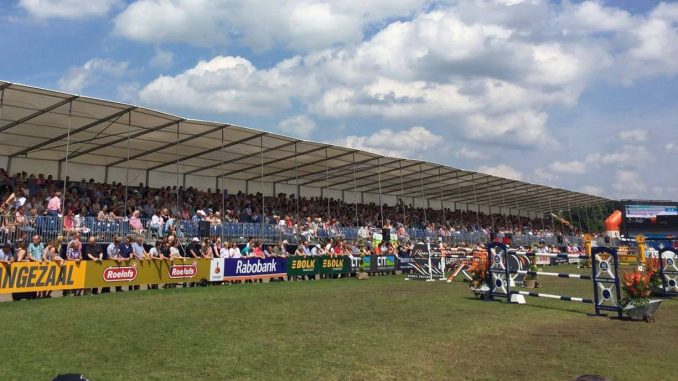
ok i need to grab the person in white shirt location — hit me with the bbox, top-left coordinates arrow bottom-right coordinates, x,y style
150,211 -> 164,238
228,242 -> 241,258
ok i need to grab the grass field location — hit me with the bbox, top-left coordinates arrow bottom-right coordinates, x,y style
1,265 -> 676,381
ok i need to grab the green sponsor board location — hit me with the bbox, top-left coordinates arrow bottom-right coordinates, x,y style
287,256 -> 350,276
317,256 -> 349,274
287,256 -> 317,276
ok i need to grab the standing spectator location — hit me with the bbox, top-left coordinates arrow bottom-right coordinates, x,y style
118,236 -> 136,291
83,236 -> 103,295
148,240 -> 162,289
66,240 -> 82,296
131,235 -> 148,290
46,191 -> 61,216
106,235 -> 123,293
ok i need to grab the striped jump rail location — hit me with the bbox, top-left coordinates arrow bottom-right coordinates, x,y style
510,290 -> 593,304
509,270 -> 591,280
487,243 -> 623,318
510,251 -> 589,260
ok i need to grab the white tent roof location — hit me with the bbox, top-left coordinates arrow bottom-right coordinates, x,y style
0,80 -> 609,212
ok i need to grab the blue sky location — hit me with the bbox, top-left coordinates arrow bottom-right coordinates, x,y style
1,0 -> 677,200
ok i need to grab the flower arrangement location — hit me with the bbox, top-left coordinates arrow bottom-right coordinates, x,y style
645,258 -> 663,289
467,260 -> 488,289
621,269 -> 653,308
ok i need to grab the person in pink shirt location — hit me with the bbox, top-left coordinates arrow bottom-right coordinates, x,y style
129,210 -> 144,234
46,191 -> 61,217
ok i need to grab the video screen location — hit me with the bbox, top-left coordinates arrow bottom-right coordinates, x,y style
623,203 -> 678,238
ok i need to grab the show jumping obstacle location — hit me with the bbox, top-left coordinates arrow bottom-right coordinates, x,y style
487,243 -> 623,318
658,248 -> 678,296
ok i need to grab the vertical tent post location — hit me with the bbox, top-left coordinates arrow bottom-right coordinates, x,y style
471,174 -> 480,230
260,135 -> 265,242
326,148 -> 330,220
486,176 -> 494,232
61,100 -> 74,223
220,127 -> 225,244
439,168 -> 444,228
175,122 -> 180,214
294,143 -> 300,225
501,182 -> 509,229
124,110 -> 131,217
400,161 -> 405,226
378,157 -> 383,228
548,196 -> 556,233
352,153 -> 358,227
584,204 -> 591,233
537,194 -> 546,232
419,164 -> 427,227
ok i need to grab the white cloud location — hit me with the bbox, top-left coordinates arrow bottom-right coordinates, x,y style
613,170 -> 646,196
619,129 -> 647,142
58,58 -> 129,93
579,185 -> 604,196
114,0 -> 426,51
665,142 -> 678,153
455,147 -> 488,161
464,110 -> 549,146
277,115 -> 316,138
19,0 -> 121,19
547,160 -> 587,175
477,164 -> 523,181
339,126 -> 442,158
149,47 -> 174,69
584,145 -> 653,168
138,56 -> 299,115
533,167 -> 557,182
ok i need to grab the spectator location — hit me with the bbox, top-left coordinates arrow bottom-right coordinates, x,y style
46,191 -> 61,216
129,210 -> 144,234
66,240 -> 82,296
27,234 -> 45,262
83,236 -> 103,295
0,242 -> 15,265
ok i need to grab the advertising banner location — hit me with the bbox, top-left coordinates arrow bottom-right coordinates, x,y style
0,261 -> 86,293
374,255 -> 396,272
222,257 -> 286,280
83,259 -> 210,288
397,255 -> 415,271
210,258 -> 225,282
317,256 -> 349,274
287,256 -> 349,276
287,256 -> 318,277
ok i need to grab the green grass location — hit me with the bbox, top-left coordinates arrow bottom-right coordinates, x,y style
0,265 -> 676,381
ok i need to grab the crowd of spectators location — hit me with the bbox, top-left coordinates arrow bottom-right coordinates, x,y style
0,168 -> 574,243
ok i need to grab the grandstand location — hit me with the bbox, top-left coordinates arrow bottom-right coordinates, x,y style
0,81 -> 609,245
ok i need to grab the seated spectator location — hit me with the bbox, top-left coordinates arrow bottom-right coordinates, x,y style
129,210 -> 144,234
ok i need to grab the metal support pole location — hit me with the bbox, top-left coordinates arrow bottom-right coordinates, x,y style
439,168 -> 444,227
260,135 -> 265,242
326,148 -> 330,220
175,122 -> 180,213
537,194 -> 546,232
584,205 -> 591,233
419,164 -> 427,227
220,127 -> 225,243
501,184 -> 509,229
378,157 -> 383,227
471,174 -> 480,230
61,101 -> 74,219
294,143 -> 300,225
486,176 -> 494,232
124,111 -> 131,217
548,197 -> 555,233
400,161 -> 405,226
352,153 -> 358,227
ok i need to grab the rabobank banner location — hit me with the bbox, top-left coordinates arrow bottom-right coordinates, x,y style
220,258 -> 287,281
